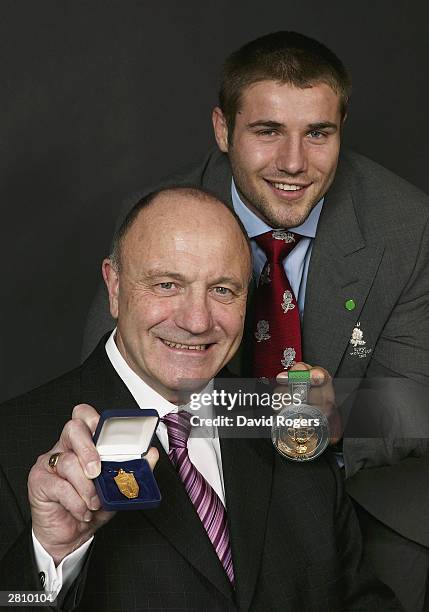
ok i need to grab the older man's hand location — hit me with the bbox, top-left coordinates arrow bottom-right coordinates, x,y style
28,403 -> 159,565
275,362 -> 342,444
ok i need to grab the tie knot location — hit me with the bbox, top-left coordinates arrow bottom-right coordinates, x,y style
162,411 -> 192,449
255,230 -> 301,263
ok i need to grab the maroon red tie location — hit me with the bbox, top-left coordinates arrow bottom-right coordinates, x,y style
252,230 -> 302,378
162,411 -> 234,584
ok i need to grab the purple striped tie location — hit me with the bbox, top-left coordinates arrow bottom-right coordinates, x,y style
162,411 -> 234,584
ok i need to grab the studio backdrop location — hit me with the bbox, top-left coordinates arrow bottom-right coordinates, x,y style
1,0 -> 428,401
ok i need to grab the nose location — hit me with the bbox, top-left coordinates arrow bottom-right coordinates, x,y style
174,290 -> 213,336
275,136 -> 307,175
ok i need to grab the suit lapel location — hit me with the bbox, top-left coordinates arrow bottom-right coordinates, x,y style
303,157 -> 385,376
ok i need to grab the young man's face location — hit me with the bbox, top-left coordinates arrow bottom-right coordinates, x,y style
213,80 -> 343,228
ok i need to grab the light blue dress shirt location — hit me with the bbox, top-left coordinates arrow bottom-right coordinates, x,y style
231,179 -> 324,320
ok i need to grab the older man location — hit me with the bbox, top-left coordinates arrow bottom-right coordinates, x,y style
84,31 -> 429,611
0,187 -> 398,610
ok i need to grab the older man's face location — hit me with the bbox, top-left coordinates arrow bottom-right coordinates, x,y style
213,80 -> 342,228
103,195 -> 250,402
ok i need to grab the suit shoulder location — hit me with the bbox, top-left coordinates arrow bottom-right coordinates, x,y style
0,365 -> 85,477
0,364 -> 83,418
158,147 -> 230,189
340,149 -> 429,217
117,148 -> 232,226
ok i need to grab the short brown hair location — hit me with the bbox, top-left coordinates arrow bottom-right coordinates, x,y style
219,31 -> 352,137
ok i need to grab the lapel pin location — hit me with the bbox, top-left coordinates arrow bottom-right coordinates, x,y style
345,299 -> 356,311
349,322 -> 373,359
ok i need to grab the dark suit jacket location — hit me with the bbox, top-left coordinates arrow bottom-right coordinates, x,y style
82,147 -> 429,549
0,339 -> 399,611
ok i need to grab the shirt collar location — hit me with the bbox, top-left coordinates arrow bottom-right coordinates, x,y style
105,329 -> 213,417
231,178 -> 323,239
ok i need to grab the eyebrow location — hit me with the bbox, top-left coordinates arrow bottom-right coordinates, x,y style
247,120 -> 284,129
247,120 -> 338,131
143,270 -> 245,290
143,270 -> 187,281
212,276 -> 246,291
307,122 -> 338,131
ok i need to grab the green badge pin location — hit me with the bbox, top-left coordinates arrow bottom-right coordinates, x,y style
345,299 -> 356,311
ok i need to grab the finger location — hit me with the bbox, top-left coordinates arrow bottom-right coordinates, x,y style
289,362 -> 312,371
275,362 -> 311,386
325,406 -> 342,444
72,404 -> 100,435
58,419 -> 101,479
35,471 -> 94,523
53,451 -> 100,511
304,388 -> 342,443
269,386 -> 297,411
275,372 -> 289,384
90,508 -> 116,531
270,387 -> 336,418
145,447 -> 159,471
308,383 -> 335,407
309,366 -> 331,386
271,384 -> 336,413
276,364 -> 331,387
328,418 -> 342,445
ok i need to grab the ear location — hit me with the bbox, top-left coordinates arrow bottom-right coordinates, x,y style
102,258 -> 119,319
212,107 -> 229,153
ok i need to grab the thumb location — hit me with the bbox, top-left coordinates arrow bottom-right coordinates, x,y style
145,446 -> 159,471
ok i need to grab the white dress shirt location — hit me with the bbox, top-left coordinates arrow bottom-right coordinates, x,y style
33,329 -> 225,597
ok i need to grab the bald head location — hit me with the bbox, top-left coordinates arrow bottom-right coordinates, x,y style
102,186 -> 252,402
110,186 -> 252,280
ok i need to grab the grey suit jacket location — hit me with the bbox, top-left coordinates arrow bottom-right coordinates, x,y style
82,147 -> 429,546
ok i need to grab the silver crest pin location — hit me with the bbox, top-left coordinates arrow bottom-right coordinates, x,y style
281,347 -> 296,369
349,322 -> 372,359
255,320 -> 271,342
272,230 -> 295,243
281,290 -> 295,313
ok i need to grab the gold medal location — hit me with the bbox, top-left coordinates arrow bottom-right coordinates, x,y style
277,426 -> 319,458
113,468 -> 140,499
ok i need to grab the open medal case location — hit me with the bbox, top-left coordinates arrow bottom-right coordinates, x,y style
93,408 -> 161,511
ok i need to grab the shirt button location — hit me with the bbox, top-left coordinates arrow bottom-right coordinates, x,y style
39,572 -> 45,587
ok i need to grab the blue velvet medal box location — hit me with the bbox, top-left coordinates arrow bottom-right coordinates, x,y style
93,408 -> 161,511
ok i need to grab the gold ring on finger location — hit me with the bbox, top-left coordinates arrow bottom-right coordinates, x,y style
48,452 -> 63,472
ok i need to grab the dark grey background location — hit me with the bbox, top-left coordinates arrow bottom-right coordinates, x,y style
1,0 -> 428,402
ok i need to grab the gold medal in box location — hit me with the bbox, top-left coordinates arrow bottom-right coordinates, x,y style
114,468 -> 140,499
93,409 -> 162,510
271,371 -> 329,462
